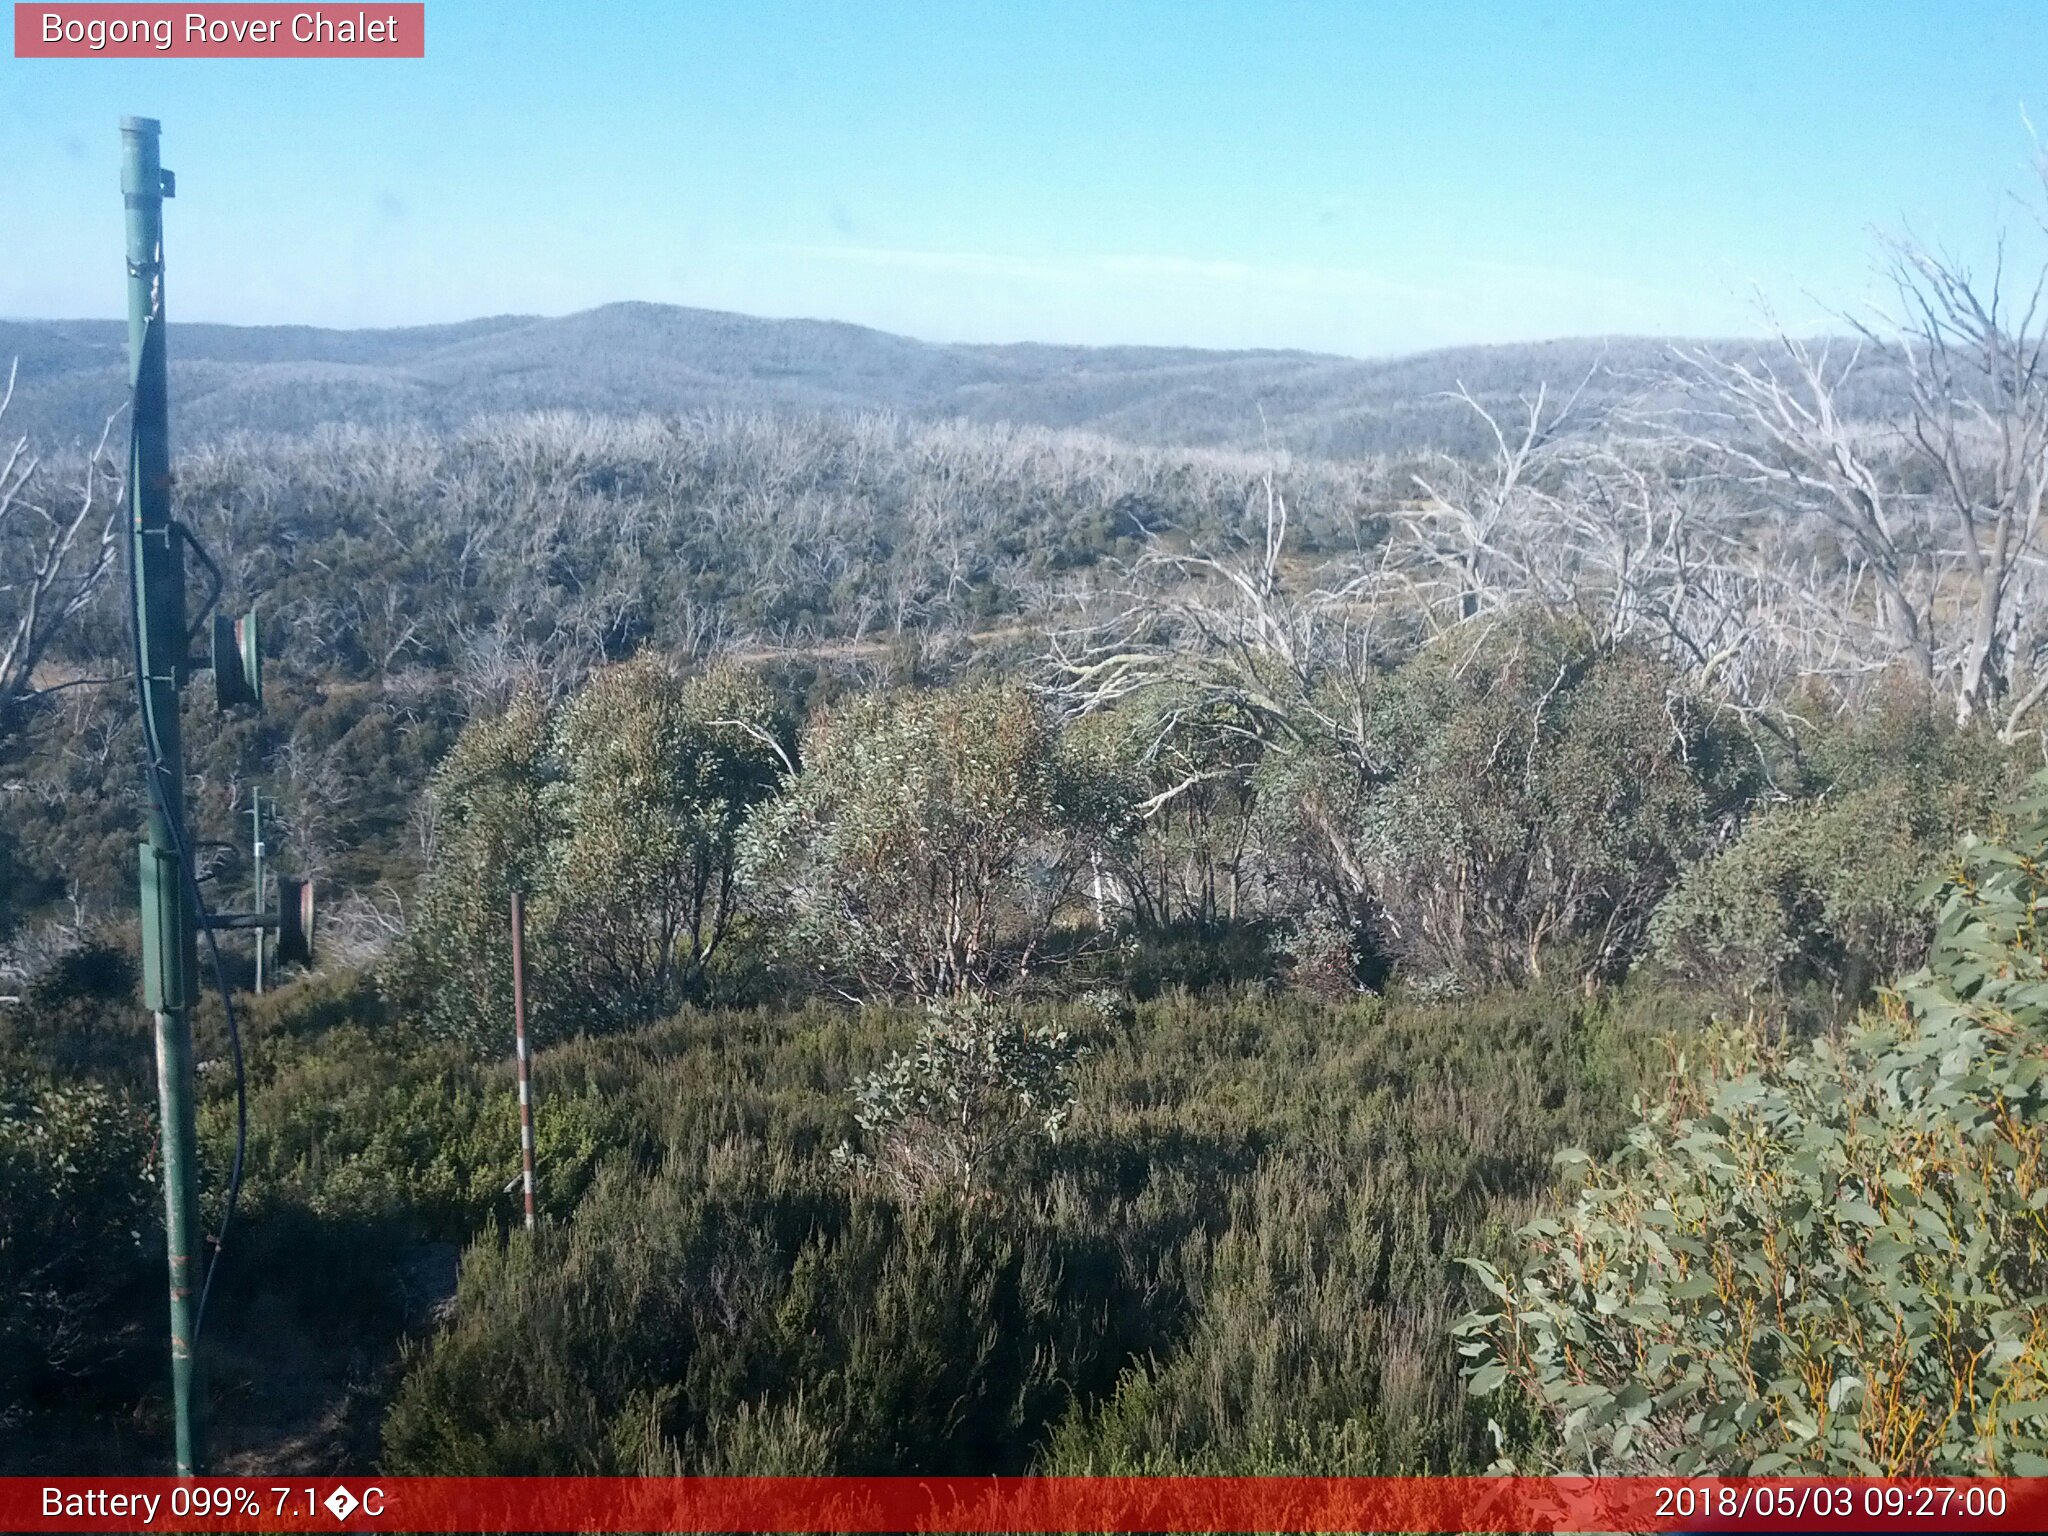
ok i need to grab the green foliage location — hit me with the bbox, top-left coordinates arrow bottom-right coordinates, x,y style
540,660 -> 791,1029
1340,621 -> 1759,986
0,663 -> 463,946
388,692 -> 553,1054
1650,697 -> 2022,1000
382,979 -> 1681,1475
842,999 -> 1084,1200
17,361 -> 2043,1478
1070,689 -> 1263,931
1456,782 -> 2048,1475
0,1076 -> 158,1410
1648,786 -> 1935,999
1038,982 -> 1694,1475
1041,1161 -> 1458,1474
392,661 -> 789,1053
0,935 -> 147,1087
1114,919 -> 1281,999
202,974 -> 642,1241
741,685 -> 1124,998
382,1173 -> 1094,1476
1276,907 -> 1366,998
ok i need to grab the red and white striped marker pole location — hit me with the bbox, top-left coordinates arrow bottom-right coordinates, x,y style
509,888 -> 537,1230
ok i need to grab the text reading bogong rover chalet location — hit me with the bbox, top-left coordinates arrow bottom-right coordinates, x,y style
15,4 -> 425,57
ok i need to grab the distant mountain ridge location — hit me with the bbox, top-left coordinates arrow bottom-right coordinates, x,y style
0,301 -> 1825,459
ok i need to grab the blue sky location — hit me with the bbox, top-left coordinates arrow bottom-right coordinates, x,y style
5,1 -> 2047,355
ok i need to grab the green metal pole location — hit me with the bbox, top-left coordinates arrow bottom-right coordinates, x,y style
251,788 -> 265,996
122,114 -> 204,1479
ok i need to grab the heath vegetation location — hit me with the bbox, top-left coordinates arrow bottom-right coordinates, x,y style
5,204 -> 2048,1475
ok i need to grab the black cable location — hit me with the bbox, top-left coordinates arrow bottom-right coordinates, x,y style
125,314 -> 247,1345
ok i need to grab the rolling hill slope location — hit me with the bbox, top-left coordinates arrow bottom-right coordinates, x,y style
0,302 -> 1860,458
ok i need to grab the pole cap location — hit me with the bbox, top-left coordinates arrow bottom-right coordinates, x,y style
120,115 -> 162,135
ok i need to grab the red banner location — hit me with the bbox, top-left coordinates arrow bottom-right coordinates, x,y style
14,4 -> 424,57
3,1476 -> 2046,1533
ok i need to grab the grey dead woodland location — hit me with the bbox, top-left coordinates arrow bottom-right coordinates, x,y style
4,201 -> 2048,1476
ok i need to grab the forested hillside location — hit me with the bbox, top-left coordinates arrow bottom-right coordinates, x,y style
0,305 -> 1910,460
4,222 -> 2047,1477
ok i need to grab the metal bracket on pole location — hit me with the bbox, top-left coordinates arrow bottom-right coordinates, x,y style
138,844 -> 187,1012
205,880 -> 317,966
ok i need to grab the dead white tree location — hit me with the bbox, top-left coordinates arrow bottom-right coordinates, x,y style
1400,378 -> 1590,627
1881,235 -> 2048,734
1673,337 -> 1937,688
0,362 -> 123,732
1049,463 -> 1396,910
318,883 -> 410,969
1373,381 -> 1816,720
1053,466 -> 1340,742
1538,446 -> 1818,717
1675,215 -> 2048,737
